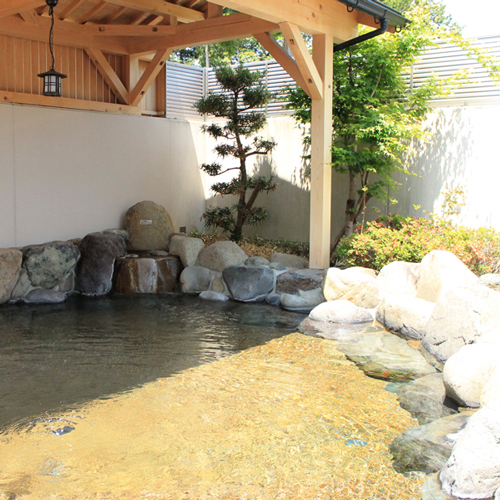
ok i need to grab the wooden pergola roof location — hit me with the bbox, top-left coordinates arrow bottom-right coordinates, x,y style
1,0 -> 407,268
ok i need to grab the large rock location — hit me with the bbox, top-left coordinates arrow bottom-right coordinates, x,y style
22,241 -> 80,289
280,288 -> 324,313
322,267 -> 377,302
416,250 -> 478,303
440,406 -> 500,500
396,373 -> 457,425
0,248 -> 22,304
245,256 -> 270,267
336,332 -> 437,381
168,235 -> 204,268
24,288 -> 67,304
269,252 -> 307,269
125,200 -> 175,251
179,266 -> 220,294
443,343 -> 500,408
276,269 -> 324,294
76,233 -> 127,296
195,241 -> 248,272
113,256 -> 181,294
481,364 -> 500,407
340,279 -> 380,309
222,266 -> 275,302
422,284 -> 500,363
309,300 -> 374,324
390,411 -> 473,474
479,274 -> 500,293
376,295 -> 435,340
377,261 -> 420,298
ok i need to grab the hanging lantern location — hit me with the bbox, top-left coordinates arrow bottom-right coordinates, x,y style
38,0 -> 67,97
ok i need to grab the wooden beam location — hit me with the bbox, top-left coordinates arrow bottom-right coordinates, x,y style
58,0 -> 85,21
0,0 -> 44,19
84,24 -> 176,35
85,48 -> 129,104
253,32 -> 308,94
0,14 -> 130,54
206,3 -> 223,19
105,0 -> 205,23
309,34 -> 333,269
0,90 -> 141,115
19,10 -> 38,24
208,0 -> 358,40
79,1 -> 107,24
127,13 -> 279,54
280,22 -> 323,100
128,48 -> 171,106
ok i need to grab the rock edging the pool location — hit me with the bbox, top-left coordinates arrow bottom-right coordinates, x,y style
2,226 -> 500,498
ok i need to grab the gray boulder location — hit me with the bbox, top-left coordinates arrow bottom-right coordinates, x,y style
266,293 -> 281,306
199,291 -> 229,302
113,256 -> 181,294
417,250 -> 478,303
125,200 -> 175,251
422,284 -> 500,362
24,288 -> 67,304
168,235 -> 204,268
179,266 -> 219,294
322,267 -> 377,302
222,266 -> 275,302
196,241 -> 248,272
269,252 -> 307,269
22,241 -> 80,289
440,406 -> 500,500
390,412 -> 472,474
396,373 -> 457,425
9,268 -> 32,302
336,332 -> 437,381
309,300 -> 374,324
376,295 -> 435,340
276,268 -> 324,294
280,288 -> 324,313
76,233 -> 127,296
245,256 -> 270,267
377,261 -> 420,298
0,248 -> 22,304
443,342 -> 500,408
103,229 -> 129,240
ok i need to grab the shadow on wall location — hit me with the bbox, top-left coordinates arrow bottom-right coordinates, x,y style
394,108 -> 472,219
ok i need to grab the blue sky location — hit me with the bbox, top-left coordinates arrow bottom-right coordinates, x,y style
442,0 -> 500,37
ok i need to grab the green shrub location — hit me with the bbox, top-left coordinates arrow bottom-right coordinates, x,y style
335,215 -> 500,275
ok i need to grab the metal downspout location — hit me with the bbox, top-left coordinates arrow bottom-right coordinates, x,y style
334,18 -> 389,52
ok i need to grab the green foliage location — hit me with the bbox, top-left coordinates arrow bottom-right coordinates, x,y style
195,65 -> 277,241
336,216 -> 500,275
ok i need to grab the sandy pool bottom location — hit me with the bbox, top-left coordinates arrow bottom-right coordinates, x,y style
0,333 -> 424,500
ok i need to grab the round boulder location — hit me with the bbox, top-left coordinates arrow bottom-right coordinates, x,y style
222,265 -> 275,303
168,235 -> 205,268
309,300 -> 374,324
195,241 -> 248,272
322,267 -> 377,302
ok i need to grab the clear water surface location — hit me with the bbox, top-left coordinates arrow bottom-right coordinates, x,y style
0,294 -> 306,429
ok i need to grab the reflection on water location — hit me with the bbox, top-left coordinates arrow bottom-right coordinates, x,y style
0,294 -> 305,428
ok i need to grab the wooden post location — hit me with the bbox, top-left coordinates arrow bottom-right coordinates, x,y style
309,34 -> 333,269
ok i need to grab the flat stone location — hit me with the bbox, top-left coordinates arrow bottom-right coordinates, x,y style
309,300 -> 374,324
76,233 -> 127,296
199,291 -> 229,302
196,241 -> 248,272
0,248 -> 22,304
376,295 -> 435,340
322,267 -> 377,302
113,256 -> 181,294
269,252 -> 307,269
179,266 -> 220,294
222,266 -> 275,303
390,411 -> 473,474
125,200 -> 175,251
443,342 -> 500,408
168,235 -> 205,268
336,332 -> 437,381
276,269 -> 324,294
440,406 -> 500,500
22,241 -> 80,289
417,250 -> 478,303
280,288 -> 324,313
298,316 -> 371,339
24,288 -> 67,304
396,373 -> 458,424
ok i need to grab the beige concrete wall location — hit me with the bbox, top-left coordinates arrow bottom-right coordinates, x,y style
0,104 -> 206,248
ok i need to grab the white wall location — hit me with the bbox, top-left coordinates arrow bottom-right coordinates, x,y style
0,104 -> 207,248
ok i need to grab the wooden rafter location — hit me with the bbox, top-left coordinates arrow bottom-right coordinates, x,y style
19,9 -> 38,23
78,1 -> 107,24
206,3 -> 223,19
102,6 -> 126,24
279,22 -> 323,100
58,0 -> 85,20
105,0 -> 205,23
253,32 -> 308,95
0,0 -> 44,19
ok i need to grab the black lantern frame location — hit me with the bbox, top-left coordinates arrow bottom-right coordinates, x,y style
37,0 -> 67,97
